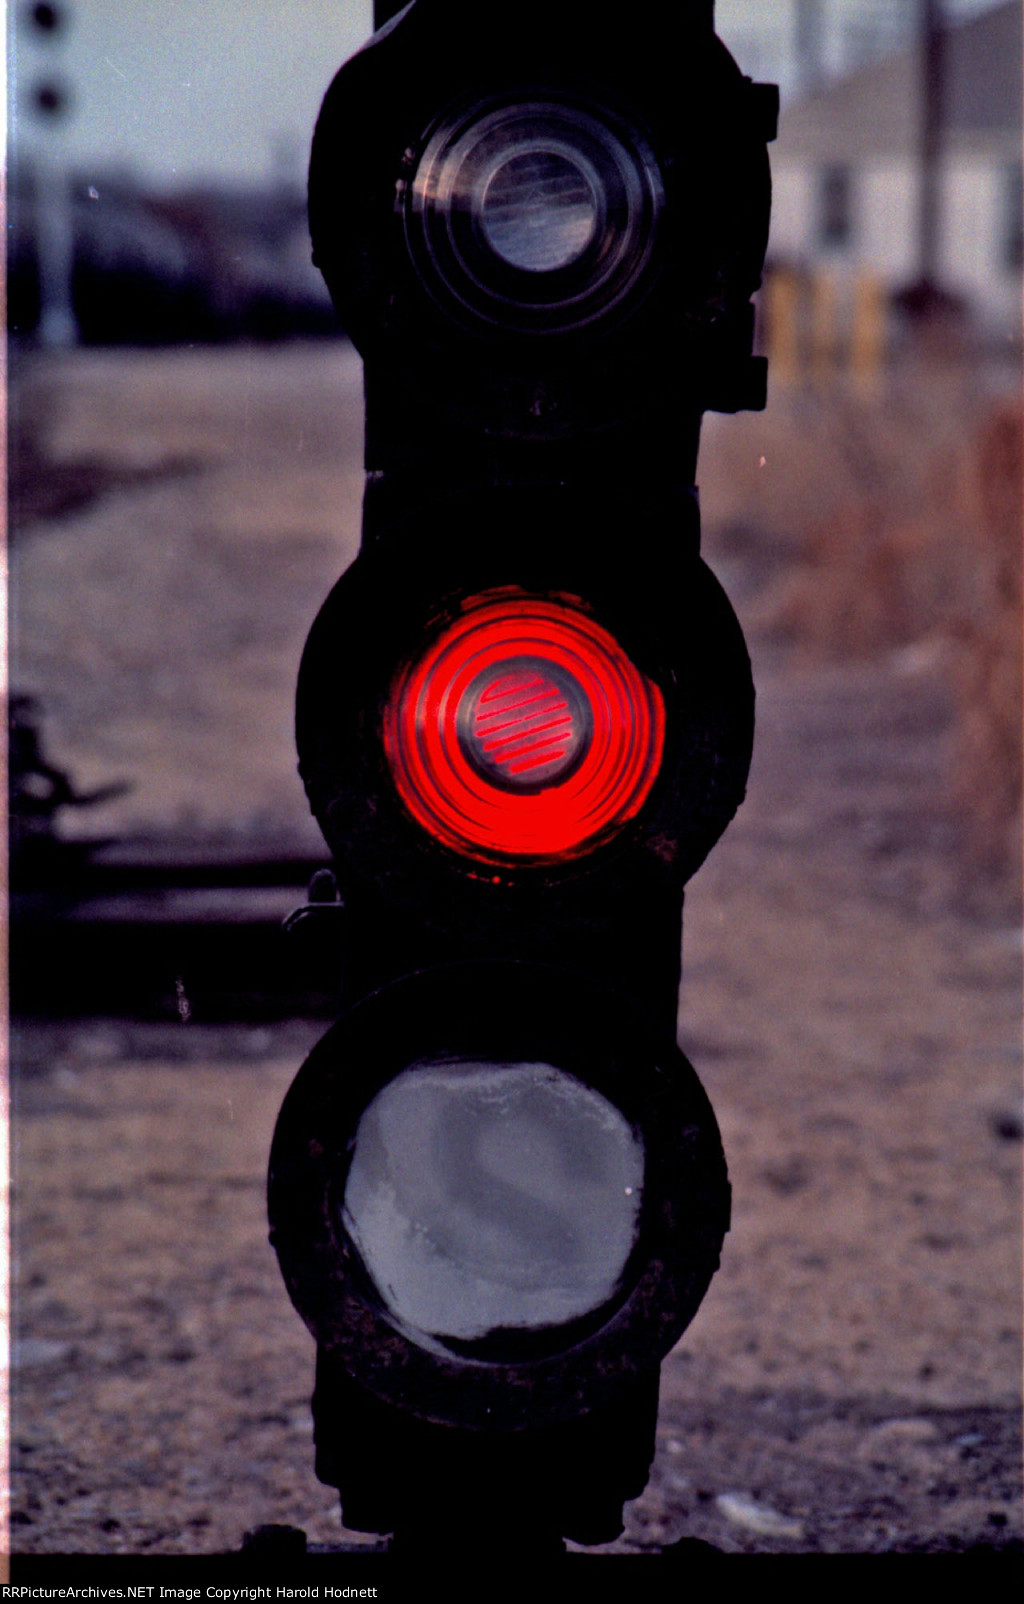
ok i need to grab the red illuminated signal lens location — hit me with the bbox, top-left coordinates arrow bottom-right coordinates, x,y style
384,592 -> 664,863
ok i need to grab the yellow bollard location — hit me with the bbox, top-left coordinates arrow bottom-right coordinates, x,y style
810,269 -> 839,386
851,268 -> 887,397
764,268 -> 801,386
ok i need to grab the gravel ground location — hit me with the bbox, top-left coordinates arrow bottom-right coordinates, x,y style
6,345 -> 1022,1562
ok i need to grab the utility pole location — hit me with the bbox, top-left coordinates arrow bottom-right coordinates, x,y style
22,1 -> 79,347
918,0 -> 945,291
795,0 -> 824,94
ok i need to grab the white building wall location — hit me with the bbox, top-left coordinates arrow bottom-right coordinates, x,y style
768,156 -> 1021,338
942,160 -> 1021,333
765,166 -> 815,260
857,166 -> 918,281
767,160 -> 918,280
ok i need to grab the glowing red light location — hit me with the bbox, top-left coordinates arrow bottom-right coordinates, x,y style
383,591 -> 665,863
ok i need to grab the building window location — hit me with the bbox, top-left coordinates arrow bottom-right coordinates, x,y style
819,164 -> 854,250
1001,162 -> 1023,274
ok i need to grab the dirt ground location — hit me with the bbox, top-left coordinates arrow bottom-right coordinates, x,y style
6,344 -> 1022,1559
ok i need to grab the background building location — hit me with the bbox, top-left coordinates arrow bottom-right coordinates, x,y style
767,1 -> 1022,342
716,0 -> 1005,98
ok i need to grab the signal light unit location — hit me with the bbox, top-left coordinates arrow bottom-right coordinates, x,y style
271,0 -> 776,1550
269,963 -> 731,1432
404,91 -> 664,334
383,589 -> 665,864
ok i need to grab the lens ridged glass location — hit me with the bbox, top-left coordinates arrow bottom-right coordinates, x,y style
383,591 -> 665,864
456,655 -> 592,791
406,93 -> 664,334
481,147 -> 598,272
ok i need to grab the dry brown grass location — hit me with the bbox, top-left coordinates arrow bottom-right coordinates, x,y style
701,370 -> 1022,894
944,404 -> 1022,880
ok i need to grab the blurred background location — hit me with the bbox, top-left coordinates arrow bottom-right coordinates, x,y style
5,0 -> 1022,1560
6,0 -> 1021,889
6,1 -> 1021,349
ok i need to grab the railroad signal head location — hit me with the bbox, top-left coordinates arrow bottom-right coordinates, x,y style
382,587 -> 666,865
26,2 -> 67,33
308,0 -> 776,433
269,963 -> 730,1432
295,491 -> 754,900
399,87 -> 665,338
271,0 -> 774,1542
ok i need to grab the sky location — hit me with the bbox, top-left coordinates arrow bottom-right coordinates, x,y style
5,0 -> 1011,191
7,1 -> 375,189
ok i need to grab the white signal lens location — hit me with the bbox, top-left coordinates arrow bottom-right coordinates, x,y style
406,94 -> 664,334
480,146 -> 599,273
342,1058 -> 644,1348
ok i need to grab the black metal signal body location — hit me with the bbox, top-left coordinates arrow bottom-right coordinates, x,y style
296,492 -> 754,1021
308,0 -> 773,490
270,0 -> 775,1551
